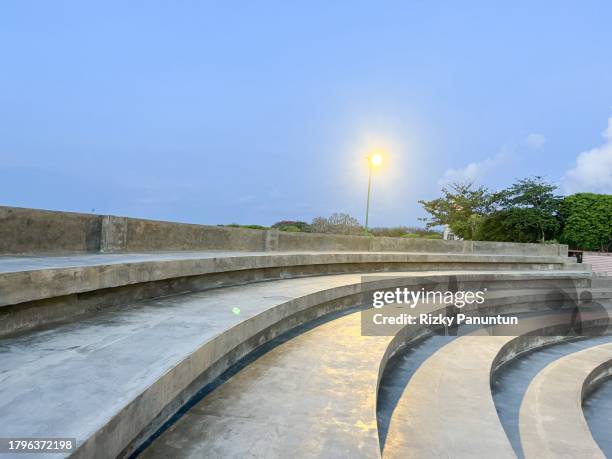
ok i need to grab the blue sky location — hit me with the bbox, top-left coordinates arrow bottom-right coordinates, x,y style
1,1 -> 611,226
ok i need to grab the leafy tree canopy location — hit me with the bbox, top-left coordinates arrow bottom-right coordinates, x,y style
496,176 -> 561,242
418,182 -> 493,240
559,193 -> 612,251
420,177 -> 563,243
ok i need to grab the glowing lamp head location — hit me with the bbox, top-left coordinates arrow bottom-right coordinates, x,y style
369,153 -> 383,167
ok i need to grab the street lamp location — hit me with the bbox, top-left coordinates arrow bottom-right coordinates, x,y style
364,152 -> 383,234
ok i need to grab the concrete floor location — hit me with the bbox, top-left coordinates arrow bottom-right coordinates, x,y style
140,310 -> 392,459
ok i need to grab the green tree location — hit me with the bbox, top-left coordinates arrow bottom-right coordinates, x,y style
477,208 -> 550,243
559,193 -> 612,251
495,176 -> 561,242
419,182 -> 493,240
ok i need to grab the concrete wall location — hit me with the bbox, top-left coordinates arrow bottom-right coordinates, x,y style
276,230 -> 566,256
124,218 -> 266,252
0,205 -> 567,256
277,231 -> 371,252
0,206 -> 102,254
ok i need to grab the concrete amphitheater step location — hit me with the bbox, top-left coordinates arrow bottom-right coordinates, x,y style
0,272 -> 378,459
139,309 -> 390,458
137,282 -> 605,458
0,250 -> 579,307
0,270 -> 591,459
519,343 -> 612,459
382,310 -> 612,458
0,251 -> 584,336
138,287 -> 599,458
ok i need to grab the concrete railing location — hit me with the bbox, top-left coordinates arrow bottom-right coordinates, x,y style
0,205 -> 568,257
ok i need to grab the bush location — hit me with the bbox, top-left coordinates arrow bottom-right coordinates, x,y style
425,233 -> 443,239
279,225 -> 301,232
370,226 -> 439,238
272,220 -> 310,232
220,224 -> 268,230
310,213 -> 363,235
401,233 -> 420,238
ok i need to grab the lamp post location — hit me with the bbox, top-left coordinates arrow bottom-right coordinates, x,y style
364,153 -> 382,234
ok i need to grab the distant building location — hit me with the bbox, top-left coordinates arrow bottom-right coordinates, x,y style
443,225 -> 462,241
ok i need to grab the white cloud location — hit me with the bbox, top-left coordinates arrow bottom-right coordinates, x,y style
438,151 -> 506,185
525,133 -> 546,149
562,118 -> 612,194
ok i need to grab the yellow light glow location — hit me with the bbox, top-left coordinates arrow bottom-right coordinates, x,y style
370,153 -> 383,166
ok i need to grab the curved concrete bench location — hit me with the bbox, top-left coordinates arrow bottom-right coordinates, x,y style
0,270 -> 591,459
1,251 -> 576,307
382,312 -> 612,458
0,251 -> 584,336
519,343 -> 612,459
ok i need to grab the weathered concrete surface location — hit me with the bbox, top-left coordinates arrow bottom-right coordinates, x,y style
492,335 -> 612,457
383,335 -> 516,458
382,313 -> 612,458
0,271 -> 592,459
519,343 -> 612,459
140,311 -> 391,459
100,215 -> 128,253
0,250 -> 581,308
0,251 -> 574,276
0,205 -> 568,256
138,289 -> 595,458
124,217 -> 267,253
0,206 -> 102,254
0,273 -> 372,459
583,372 -> 612,457
0,251 -> 589,337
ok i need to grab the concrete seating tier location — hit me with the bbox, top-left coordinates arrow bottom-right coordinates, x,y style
139,286 -> 612,458
0,269 -> 597,459
519,343 -> 612,459
382,313 -> 612,458
0,251 -> 583,336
